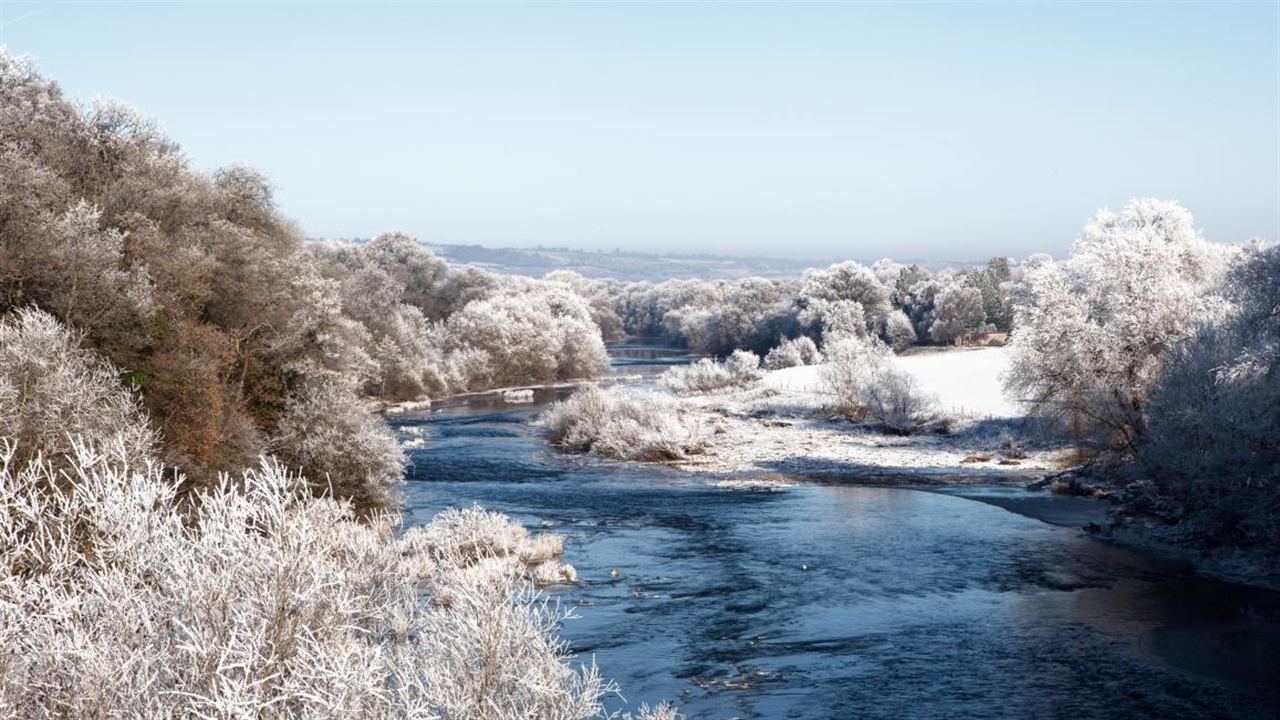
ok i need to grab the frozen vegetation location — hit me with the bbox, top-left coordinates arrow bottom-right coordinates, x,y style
1124,243 -> 1280,563
544,344 -> 1057,480
0,52 -> 687,717
1,40 -> 1277,718
0,50 -> 612,509
822,334 -> 939,434
660,349 -> 763,394
542,200 -> 1277,586
0,308 -> 646,717
0,447 -> 616,718
541,385 -> 704,461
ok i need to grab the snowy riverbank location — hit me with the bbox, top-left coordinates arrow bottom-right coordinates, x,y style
657,347 -> 1278,589
673,347 -> 1075,483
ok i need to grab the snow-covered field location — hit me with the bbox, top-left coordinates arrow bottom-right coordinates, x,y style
676,347 -> 1067,482
764,346 -> 1020,419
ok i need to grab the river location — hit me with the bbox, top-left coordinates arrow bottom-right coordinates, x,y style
393,341 -> 1280,719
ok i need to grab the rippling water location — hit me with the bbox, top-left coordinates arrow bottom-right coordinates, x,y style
396,348 -> 1280,719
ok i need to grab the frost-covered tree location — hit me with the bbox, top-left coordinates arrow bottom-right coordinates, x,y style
801,261 -> 890,323
801,298 -> 866,345
968,260 -> 1013,331
545,270 -> 626,342
891,267 -> 939,341
26,200 -> 155,338
1130,243 -> 1279,551
1004,199 -> 1232,454
276,270 -> 377,381
447,286 -> 609,389
871,258 -> 903,287
362,231 -> 450,319
877,308 -> 917,352
1019,252 -> 1054,274
929,284 -> 985,344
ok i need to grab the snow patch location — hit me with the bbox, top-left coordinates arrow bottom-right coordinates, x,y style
763,347 -> 1019,419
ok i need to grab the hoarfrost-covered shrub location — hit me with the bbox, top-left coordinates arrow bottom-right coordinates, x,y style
823,335 -> 937,433
272,364 -> 407,514
763,336 -> 823,370
540,385 -> 702,461
416,505 -> 574,580
0,307 -> 156,471
724,348 -> 761,376
0,438 -> 622,718
823,334 -> 888,417
660,350 -> 762,395
859,369 -> 937,435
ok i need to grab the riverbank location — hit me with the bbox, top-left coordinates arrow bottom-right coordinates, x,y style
671,348 -> 1075,483
652,349 -> 1280,591
1095,520 -> 1280,592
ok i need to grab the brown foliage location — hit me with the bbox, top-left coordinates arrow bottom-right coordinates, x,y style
143,320 -> 261,486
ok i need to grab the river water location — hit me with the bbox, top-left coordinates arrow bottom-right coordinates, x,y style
394,342 -> 1280,719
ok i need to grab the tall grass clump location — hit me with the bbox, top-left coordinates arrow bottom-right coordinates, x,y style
660,349 -> 762,395
823,335 -> 938,434
540,385 -> 702,461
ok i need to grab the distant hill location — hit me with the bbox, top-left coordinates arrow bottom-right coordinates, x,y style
315,239 -> 991,283
420,244 -> 825,282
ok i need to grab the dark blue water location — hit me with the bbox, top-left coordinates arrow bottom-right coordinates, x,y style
396,346 -> 1280,719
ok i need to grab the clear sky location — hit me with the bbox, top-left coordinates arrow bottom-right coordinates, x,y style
2,1 -> 1277,260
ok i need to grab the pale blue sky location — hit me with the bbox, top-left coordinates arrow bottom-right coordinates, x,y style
2,1 -> 1277,260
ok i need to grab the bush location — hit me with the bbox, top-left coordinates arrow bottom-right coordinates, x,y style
0,439 -> 612,718
823,335 -> 937,433
859,369 -> 937,435
272,364 -> 407,515
0,307 -> 156,472
763,336 -> 823,370
660,350 -> 762,395
540,385 -> 701,461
